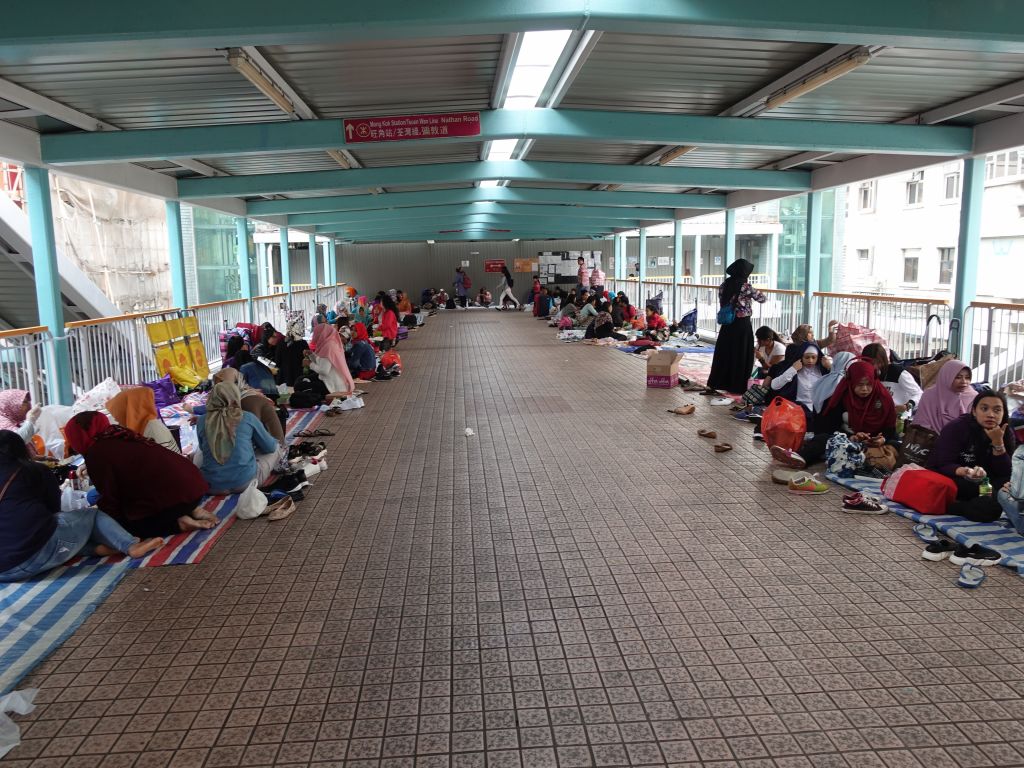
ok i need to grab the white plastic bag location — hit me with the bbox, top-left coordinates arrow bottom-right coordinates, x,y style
60,485 -> 90,512
33,404 -> 76,460
73,377 -> 122,413
0,688 -> 37,759
234,480 -> 267,520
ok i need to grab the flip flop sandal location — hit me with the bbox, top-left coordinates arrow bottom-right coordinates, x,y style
913,522 -> 940,543
266,497 -> 296,522
710,397 -> 734,406
713,443 -> 733,453
295,430 -> 316,438
957,563 -> 986,589
667,405 -> 696,415
698,429 -> 717,439
312,428 -> 335,437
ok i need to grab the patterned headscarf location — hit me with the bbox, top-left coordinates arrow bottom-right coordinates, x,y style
285,310 -> 305,341
0,389 -> 29,431
204,382 -> 244,465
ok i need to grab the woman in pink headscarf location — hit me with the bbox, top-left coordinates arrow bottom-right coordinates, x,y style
912,359 -> 976,434
0,389 -> 40,443
309,323 -> 355,399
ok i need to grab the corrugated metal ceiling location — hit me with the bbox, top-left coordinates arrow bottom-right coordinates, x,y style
559,35 -> 829,114
766,48 -> 1024,124
526,140 -> 648,165
351,142 -> 481,168
0,50 -> 288,129
260,37 -> 501,117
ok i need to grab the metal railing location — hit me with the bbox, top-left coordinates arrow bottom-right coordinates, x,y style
252,293 -> 291,336
64,310 -> 189,392
188,299 -> 250,369
812,292 -> 951,358
967,302 -> 1024,388
0,326 -> 56,406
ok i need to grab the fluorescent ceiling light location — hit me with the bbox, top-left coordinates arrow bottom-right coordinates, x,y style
765,52 -> 873,111
478,180 -> 501,188
512,238 -> 520,242
426,239 -> 435,244
226,48 -> 296,114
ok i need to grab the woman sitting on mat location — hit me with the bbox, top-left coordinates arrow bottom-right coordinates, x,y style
754,326 -> 787,377
928,390 -> 1016,521
0,431 -> 164,581
346,323 -> 378,381
222,334 -> 250,370
0,388 -> 42,445
309,323 -> 356,400
809,350 -> 857,415
106,387 -> 180,454
196,382 -> 282,495
862,342 -> 923,415
576,295 -> 599,327
396,290 -> 413,315
912,359 -> 976,434
769,342 -> 832,420
771,360 -> 897,470
186,367 -> 286,444
65,411 -> 215,536
231,349 -> 279,398
583,309 -> 626,341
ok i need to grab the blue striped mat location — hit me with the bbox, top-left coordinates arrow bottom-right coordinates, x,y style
0,560 -> 130,695
827,473 -> 1024,573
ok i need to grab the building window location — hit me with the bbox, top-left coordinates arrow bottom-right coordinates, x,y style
905,171 -> 924,206
857,248 -> 870,261
943,171 -> 960,200
938,247 -> 955,285
858,181 -> 875,211
902,249 -> 920,284
986,150 -> 1024,181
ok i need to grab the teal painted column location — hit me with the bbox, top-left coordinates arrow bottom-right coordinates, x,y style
308,235 -> 319,289
801,192 -> 822,324
638,227 -> 648,283
165,201 -> 188,309
24,166 -> 73,404
279,227 -> 291,296
952,156 -> 984,361
672,220 -> 683,284
724,208 -> 737,267
327,239 -> 337,284
235,217 -> 253,321
614,234 -> 625,279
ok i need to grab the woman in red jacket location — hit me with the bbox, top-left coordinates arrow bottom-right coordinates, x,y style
379,293 -> 400,351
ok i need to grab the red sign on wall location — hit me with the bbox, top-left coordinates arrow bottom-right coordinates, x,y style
343,112 -> 481,144
484,259 -> 506,273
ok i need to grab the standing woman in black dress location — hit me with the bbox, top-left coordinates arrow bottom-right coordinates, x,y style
706,258 -> 766,394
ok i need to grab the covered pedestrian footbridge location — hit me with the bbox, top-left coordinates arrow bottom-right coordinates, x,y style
3,3 -> 1024,400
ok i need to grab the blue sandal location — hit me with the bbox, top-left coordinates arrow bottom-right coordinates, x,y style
912,523 -> 940,544
957,563 -> 986,589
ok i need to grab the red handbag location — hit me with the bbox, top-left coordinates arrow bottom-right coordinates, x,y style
761,397 -> 806,452
881,464 -> 957,515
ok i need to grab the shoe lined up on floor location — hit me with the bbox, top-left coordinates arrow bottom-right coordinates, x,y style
950,543 -> 1002,567
787,472 -> 829,495
842,492 -> 888,514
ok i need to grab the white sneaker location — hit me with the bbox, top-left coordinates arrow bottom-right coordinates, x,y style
338,396 -> 364,411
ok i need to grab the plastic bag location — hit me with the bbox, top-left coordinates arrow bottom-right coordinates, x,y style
143,374 -> 181,407
73,377 -> 122,413
381,351 -> 401,372
761,397 -> 807,452
825,433 -> 866,478
234,480 -> 267,520
0,689 -> 37,759
169,365 -> 202,390
829,323 -> 888,356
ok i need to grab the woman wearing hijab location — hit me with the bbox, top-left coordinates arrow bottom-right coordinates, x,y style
106,387 -> 179,453
0,389 -> 41,444
196,382 -> 281,495
706,259 -> 766,394
309,323 -> 356,399
188,367 -> 285,443
346,323 -> 378,380
862,343 -> 923,414
810,350 -> 857,415
222,334 -> 249,369
378,293 -> 400,351
65,411 -> 214,536
772,360 -> 897,470
912,359 -> 976,434
278,312 -> 310,386
0,431 -> 164,581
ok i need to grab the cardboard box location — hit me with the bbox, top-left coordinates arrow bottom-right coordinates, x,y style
646,350 -> 680,388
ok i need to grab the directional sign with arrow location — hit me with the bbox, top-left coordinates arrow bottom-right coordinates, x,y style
343,112 -> 481,144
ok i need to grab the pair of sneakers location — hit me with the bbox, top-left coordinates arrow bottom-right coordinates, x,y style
922,538 -> 1001,566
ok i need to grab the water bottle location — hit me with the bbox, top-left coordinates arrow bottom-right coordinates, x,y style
979,476 -> 992,497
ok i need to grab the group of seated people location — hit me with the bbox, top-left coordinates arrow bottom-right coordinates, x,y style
535,287 -> 673,342
0,287 -> 422,583
722,321 -> 1023,529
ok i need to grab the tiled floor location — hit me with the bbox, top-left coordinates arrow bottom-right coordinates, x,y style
7,312 -> 1024,768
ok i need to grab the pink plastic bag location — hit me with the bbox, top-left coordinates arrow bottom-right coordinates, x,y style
829,322 -> 888,356
558,316 -> 574,330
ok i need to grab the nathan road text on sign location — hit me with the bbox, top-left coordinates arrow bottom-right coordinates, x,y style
343,112 -> 481,144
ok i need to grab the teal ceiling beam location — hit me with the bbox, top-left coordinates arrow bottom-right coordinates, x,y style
290,202 -> 670,227
41,109 -> 972,165
345,233 -> 610,243
179,160 -> 809,198
248,187 -> 726,216
316,216 -> 632,235
5,2 -> 1024,54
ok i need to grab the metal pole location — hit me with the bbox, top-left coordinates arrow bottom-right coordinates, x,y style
279,227 -> 292,298
952,156 -> 985,359
166,200 -> 188,310
801,192 -> 822,325
236,217 -> 253,322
